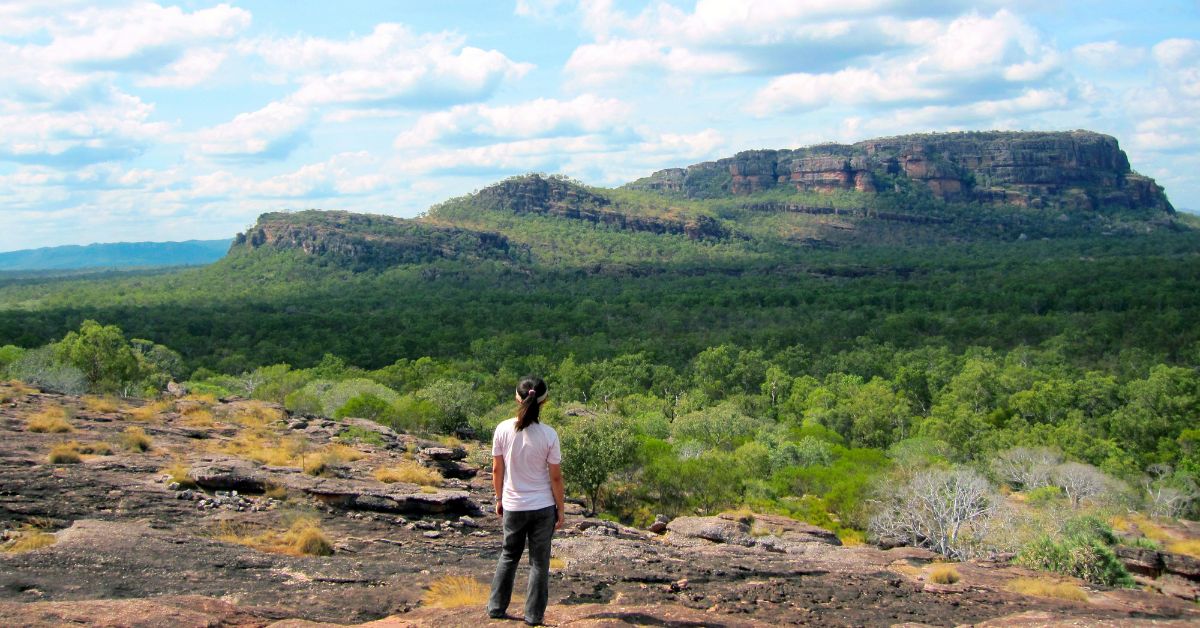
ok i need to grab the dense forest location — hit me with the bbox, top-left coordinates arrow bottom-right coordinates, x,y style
1,165 -> 1198,582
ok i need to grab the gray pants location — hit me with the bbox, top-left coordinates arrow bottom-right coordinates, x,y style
487,505 -> 556,624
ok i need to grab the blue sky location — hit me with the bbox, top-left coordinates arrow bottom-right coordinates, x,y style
2,0 -> 1198,251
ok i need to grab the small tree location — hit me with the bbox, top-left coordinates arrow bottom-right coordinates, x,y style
991,447 -> 1062,490
55,320 -> 139,393
560,415 -> 635,514
870,467 -> 997,559
1052,462 -> 1111,508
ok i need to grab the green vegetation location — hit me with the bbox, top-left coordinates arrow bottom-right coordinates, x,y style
0,173 -> 1196,579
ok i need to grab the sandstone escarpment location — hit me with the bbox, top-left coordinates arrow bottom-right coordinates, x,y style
626,130 -> 1174,214
233,210 -> 514,269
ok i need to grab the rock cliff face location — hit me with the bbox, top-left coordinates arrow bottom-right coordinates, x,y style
626,131 -> 1174,214
468,174 -> 726,239
232,210 -> 513,269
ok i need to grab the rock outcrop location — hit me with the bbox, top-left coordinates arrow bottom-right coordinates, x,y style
626,130 -> 1175,214
458,174 -> 726,240
232,210 -> 514,270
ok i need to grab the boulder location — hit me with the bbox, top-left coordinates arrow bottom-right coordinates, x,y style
279,475 -> 479,516
1163,552 -> 1200,581
665,516 -> 755,547
418,446 -> 466,461
422,459 -> 477,479
724,512 -> 841,546
1117,546 -> 1164,577
188,457 -> 268,493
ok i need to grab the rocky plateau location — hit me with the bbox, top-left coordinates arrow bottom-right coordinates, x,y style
1,386 -> 1197,627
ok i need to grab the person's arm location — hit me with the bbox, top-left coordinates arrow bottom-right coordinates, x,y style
492,455 -> 505,516
548,463 -> 565,529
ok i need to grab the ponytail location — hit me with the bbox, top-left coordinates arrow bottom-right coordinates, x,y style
515,376 -> 547,431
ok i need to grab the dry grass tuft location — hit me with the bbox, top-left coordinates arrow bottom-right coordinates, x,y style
225,401 -> 284,428
2,530 -> 56,553
1007,577 -> 1088,602
0,380 -> 36,402
422,575 -> 490,609
928,564 -> 961,584
549,557 -> 566,570
221,432 -> 361,477
280,519 -> 334,556
82,396 -> 121,413
47,442 -> 82,464
180,409 -> 215,427
419,486 -> 439,494
221,432 -> 306,466
75,441 -> 113,456
216,518 -> 333,556
128,400 -> 172,422
374,461 -> 443,486
1166,539 -> 1200,558
27,406 -> 73,433
120,426 -> 152,452
264,482 -> 288,501
182,393 -> 219,405
161,460 -> 197,488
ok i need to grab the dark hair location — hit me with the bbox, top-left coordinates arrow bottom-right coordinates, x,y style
515,376 -> 547,431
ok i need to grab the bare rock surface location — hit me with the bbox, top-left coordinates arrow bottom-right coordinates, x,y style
1,389 -> 1198,627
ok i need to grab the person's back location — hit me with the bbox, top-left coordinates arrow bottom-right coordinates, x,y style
487,377 -> 564,626
492,418 -> 558,512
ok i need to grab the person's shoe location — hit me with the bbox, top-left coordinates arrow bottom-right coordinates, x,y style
487,610 -> 506,619
523,619 -> 542,626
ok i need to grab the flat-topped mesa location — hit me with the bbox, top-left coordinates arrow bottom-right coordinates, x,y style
231,209 -> 513,268
453,174 -> 726,239
626,130 -> 1174,214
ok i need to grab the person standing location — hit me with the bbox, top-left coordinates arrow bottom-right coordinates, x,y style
487,376 -> 564,626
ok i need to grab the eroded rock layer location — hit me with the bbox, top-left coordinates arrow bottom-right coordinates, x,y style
627,130 -> 1174,213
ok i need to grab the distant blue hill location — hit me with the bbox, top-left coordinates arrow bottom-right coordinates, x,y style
0,239 -> 231,271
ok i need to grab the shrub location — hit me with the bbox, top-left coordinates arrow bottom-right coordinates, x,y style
47,442 -> 82,464
422,575 -> 490,608
374,462 -> 442,486
8,346 -> 87,395
27,406 -> 73,433
1024,485 -> 1064,506
338,425 -> 386,447
1016,533 -> 1133,587
1006,577 -> 1088,602
120,426 -> 152,452
928,564 -> 961,584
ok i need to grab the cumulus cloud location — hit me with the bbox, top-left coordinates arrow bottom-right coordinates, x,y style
749,10 -> 1062,115
244,23 -> 533,109
395,95 -> 630,148
191,101 -> 311,161
564,0 -> 993,84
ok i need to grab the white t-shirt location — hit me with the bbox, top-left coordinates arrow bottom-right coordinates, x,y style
492,418 -> 561,512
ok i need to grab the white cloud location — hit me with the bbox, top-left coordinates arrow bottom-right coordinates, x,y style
0,88 -> 168,166
1072,41 -> 1146,69
35,2 -> 249,72
564,0 -> 994,85
749,10 -> 1062,115
244,23 -> 533,109
137,48 -> 228,88
395,95 -> 630,148
515,0 -> 565,18
192,101 -> 310,160
192,153 -> 388,200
